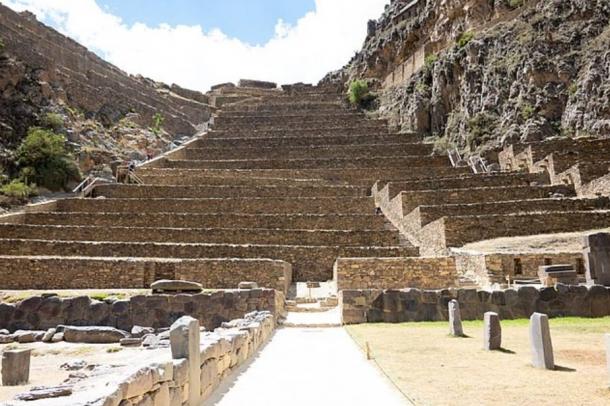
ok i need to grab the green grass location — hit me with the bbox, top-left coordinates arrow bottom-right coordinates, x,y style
349,316 -> 610,333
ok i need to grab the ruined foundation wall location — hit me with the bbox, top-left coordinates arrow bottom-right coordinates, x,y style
340,285 -> 610,324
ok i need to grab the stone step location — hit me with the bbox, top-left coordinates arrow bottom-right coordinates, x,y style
215,119 -> 385,132
135,167 -> 471,186
424,210 -> 610,255
206,127 -> 388,139
220,108 -> 345,117
221,102 -> 343,113
23,212 -> 390,230
399,184 -> 574,215
0,256 -> 290,291
0,239 -> 418,281
0,224 -> 401,247
215,113 -> 364,126
179,143 -> 434,160
92,184 -> 368,199
414,196 -> 610,227
163,155 -> 450,170
55,197 -> 376,215
136,175 -> 346,187
285,305 -> 336,313
198,133 -> 421,147
378,172 -> 547,198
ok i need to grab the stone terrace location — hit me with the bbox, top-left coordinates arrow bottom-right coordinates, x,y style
0,84 -> 442,290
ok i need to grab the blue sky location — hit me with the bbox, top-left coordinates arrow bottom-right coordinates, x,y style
101,0 -> 316,45
5,0 -> 388,91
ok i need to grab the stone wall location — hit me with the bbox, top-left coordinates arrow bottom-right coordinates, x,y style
340,285 -> 610,324
0,4 -> 210,135
333,257 -> 457,290
0,257 -> 292,294
0,289 -> 284,333
39,312 -> 275,405
454,252 -> 586,288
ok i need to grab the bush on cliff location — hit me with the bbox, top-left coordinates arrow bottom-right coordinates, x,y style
0,180 -> 37,200
16,127 -> 80,191
41,112 -> 64,131
151,113 -> 164,135
348,80 -> 377,109
456,31 -> 475,48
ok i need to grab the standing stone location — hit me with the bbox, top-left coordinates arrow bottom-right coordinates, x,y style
483,312 -> 502,350
2,349 -> 31,386
583,233 -> 610,286
448,300 -> 464,337
170,316 -> 201,406
529,313 -> 555,370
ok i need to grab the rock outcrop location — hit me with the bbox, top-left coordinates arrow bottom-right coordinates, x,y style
324,0 -> 610,156
0,4 -> 211,178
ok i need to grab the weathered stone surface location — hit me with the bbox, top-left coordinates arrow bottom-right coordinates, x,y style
606,334 -> 610,388
530,313 -> 554,370
151,280 -> 203,293
238,281 -> 259,290
63,326 -> 128,344
448,300 -> 464,337
2,349 -> 31,386
14,385 -> 72,401
120,338 -> 143,347
483,312 -> 501,351
170,316 -> 201,405
60,360 -> 87,371
51,332 -> 64,343
238,79 -> 277,89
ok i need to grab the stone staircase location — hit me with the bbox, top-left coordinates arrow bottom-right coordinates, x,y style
1,84 -> 455,290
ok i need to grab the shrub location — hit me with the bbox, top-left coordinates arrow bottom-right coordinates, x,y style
467,112 -> 499,150
568,83 -> 578,96
0,38 -> 4,52
16,127 -> 80,191
0,180 -> 36,199
425,54 -> 438,69
520,103 -> 535,120
151,113 -> 164,135
41,112 -> 64,131
508,0 -> 524,8
433,136 -> 450,155
348,80 -> 369,106
456,31 -> 475,48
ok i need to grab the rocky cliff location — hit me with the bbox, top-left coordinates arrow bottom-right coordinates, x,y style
0,4 -> 211,179
324,0 -> 610,156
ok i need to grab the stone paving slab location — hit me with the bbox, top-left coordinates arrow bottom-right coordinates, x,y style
206,328 -> 410,406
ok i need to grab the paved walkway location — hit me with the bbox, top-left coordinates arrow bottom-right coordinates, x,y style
206,327 -> 410,406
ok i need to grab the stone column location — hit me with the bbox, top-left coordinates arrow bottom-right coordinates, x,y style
483,312 -> 502,351
529,313 -> 554,370
448,300 -> 464,337
2,349 -> 31,386
170,316 -> 201,405
583,233 -> 610,286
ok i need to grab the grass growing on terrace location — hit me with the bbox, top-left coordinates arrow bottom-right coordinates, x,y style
347,317 -> 610,405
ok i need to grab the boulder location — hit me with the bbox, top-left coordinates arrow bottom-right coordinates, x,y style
63,326 -> 128,344
151,280 -> 203,294
131,326 -> 155,338
120,338 -> 143,347
42,328 -> 57,343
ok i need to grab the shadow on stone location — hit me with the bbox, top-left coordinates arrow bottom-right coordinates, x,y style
554,365 -> 577,373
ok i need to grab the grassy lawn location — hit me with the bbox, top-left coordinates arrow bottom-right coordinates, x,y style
347,317 -> 610,405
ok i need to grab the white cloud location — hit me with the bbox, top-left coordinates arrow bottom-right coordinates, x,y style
4,0 -> 388,92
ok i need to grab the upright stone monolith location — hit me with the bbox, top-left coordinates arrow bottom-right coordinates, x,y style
529,313 -> 554,369
2,349 -> 31,386
483,312 -> 502,350
583,233 -> 610,286
170,316 -> 201,405
448,300 -> 464,337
